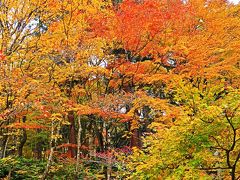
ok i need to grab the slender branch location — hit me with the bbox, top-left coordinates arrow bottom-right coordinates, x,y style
210,135 -> 227,151
226,150 -> 232,168
198,167 -> 231,170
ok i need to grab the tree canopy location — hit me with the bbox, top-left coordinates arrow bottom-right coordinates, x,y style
0,0 -> 239,179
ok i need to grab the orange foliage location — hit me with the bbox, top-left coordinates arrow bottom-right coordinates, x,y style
4,123 -> 47,129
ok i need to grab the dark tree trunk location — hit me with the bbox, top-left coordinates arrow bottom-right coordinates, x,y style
18,116 -> 27,157
1,119 -> 9,158
35,129 -> 43,159
94,121 -> 104,152
1,135 -> 8,158
36,141 -> 42,159
68,111 -> 76,158
130,128 -> 141,148
18,129 -> 27,157
231,166 -> 236,180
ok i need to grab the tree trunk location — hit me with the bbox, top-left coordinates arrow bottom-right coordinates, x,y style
104,122 -> 112,180
89,128 -> 95,158
18,129 -> 27,157
36,141 -> 42,160
94,120 -> 104,152
42,121 -> 56,180
106,128 -> 112,180
35,129 -> 43,160
18,116 -> 27,157
130,128 -> 141,148
1,120 -> 9,158
2,135 -> 9,158
68,111 -> 76,158
76,116 -> 82,177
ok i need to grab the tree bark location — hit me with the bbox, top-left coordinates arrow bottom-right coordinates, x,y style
94,120 -> 104,152
76,116 -> 82,177
130,128 -> 141,148
35,129 -> 43,160
42,121 -> 55,180
18,116 -> 27,157
68,111 -> 76,158
18,129 -> 27,157
2,135 -> 9,158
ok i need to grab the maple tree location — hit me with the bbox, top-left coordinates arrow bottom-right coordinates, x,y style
0,0 -> 239,179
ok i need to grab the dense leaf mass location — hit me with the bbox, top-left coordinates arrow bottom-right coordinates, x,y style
0,0 -> 239,179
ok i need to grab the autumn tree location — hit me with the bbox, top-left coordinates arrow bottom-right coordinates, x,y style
0,0 -> 239,179
121,0 -> 240,179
